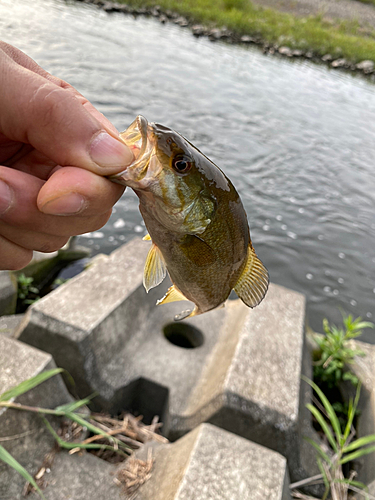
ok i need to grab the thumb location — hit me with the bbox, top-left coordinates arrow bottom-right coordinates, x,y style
0,49 -> 133,175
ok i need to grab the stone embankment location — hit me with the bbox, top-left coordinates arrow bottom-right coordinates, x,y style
74,0 -> 375,77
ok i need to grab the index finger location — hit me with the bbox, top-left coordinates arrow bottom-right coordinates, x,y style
0,44 -> 133,175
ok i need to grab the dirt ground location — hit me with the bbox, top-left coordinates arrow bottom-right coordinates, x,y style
250,0 -> 375,32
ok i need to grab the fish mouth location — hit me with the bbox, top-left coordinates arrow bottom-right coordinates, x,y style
109,115 -> 159,188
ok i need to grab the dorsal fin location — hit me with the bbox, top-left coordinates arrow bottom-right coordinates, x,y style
234,246 -> 269,308
143,244 -> 167,292
156,285 -> 188,305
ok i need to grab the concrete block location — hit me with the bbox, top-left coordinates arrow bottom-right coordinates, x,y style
28,452 -> 124,500
17,237 -> 314,483
0,314 -> 24,338
25,424 -> 289,500
20,241 -> 91,290
135,423 -> 291,500
343,339 -> 375,488
0,270 -> 17,316
0,335 -> 72,499
18,237 -> 156,397
369,479 -> 375,497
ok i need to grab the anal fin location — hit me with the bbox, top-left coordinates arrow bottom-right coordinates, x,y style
156,285 -> 188,305
234,246 -> 269,308
174,307 -> 198,322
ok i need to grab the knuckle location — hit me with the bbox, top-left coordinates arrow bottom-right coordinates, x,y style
0,235 -> 33,270
70,212 -> 112,236
83,212 -> 112,233
37,237 -> 69,253
32,85 -> 75,132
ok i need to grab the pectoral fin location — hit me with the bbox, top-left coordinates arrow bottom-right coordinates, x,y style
156,285 -> 187,305
234,246 -> 269,308
143,244 -> 167,292
183,193 -> 215,234
143,233 -> 152,241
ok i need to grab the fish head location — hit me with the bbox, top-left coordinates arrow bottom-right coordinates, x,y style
111,116 -> 230,234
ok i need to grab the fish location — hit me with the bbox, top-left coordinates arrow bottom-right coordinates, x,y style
110,115 -> 269,320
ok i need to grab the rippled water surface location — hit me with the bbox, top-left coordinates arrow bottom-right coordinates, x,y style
1,0 -> 375,340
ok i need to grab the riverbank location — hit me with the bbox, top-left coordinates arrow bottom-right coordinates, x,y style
84,0 -> 375,76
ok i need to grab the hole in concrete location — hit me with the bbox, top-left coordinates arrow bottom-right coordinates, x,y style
163,323 -> 204,349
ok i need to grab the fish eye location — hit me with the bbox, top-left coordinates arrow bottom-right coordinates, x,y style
172,155 -> 193,174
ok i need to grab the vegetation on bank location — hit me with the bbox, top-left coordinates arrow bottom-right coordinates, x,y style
294,315 -> 375,499
118,0 -> 375,63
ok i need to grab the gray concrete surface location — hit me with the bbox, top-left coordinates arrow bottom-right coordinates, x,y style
343,339 -> 375,489
17,238 -> 317,484
0,270 -> 17,316
18,238 -> 156,397
29,452 -> 124,500
0,314 -> 24,338
24,424 -> 290,500
136,423 -> 291,500
0,335 -> 72,499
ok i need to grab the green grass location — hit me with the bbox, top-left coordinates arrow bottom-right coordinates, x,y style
296,378 -> 375,500
119,0 -> 375,63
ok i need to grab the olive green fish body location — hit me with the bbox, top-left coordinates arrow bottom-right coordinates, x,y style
139,185 -> 249,315
111,116 -> 269,320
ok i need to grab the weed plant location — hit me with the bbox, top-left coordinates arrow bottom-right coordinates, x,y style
312,315 -> 373,437
16,273 -> 70,313
16,273 -> 40,309
313,315 -> 373,389
0,370 -> 132,498
291,378 -> 375,500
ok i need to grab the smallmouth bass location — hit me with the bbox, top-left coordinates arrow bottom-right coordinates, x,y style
110,116 -> 269,320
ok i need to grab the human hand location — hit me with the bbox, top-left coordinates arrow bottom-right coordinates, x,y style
0,42 -> 133,270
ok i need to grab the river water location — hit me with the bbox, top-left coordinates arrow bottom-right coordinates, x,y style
1,0 -> 375,341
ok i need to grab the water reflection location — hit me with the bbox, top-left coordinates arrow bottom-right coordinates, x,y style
1,0 -> 374,340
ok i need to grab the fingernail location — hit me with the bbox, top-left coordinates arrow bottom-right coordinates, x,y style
89,131 -> 134,168
0,180 -> 12,215
41,193 -> 86,215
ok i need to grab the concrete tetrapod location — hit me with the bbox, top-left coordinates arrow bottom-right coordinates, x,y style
28,452 -> 125,500
23,423 -> 289,500
0,335 -> 72,499
0,270 -> 17,316
339,338 -> 375,491
0,314 -> 24,338
134,423 -> 291,500
17,237 -> 317,484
